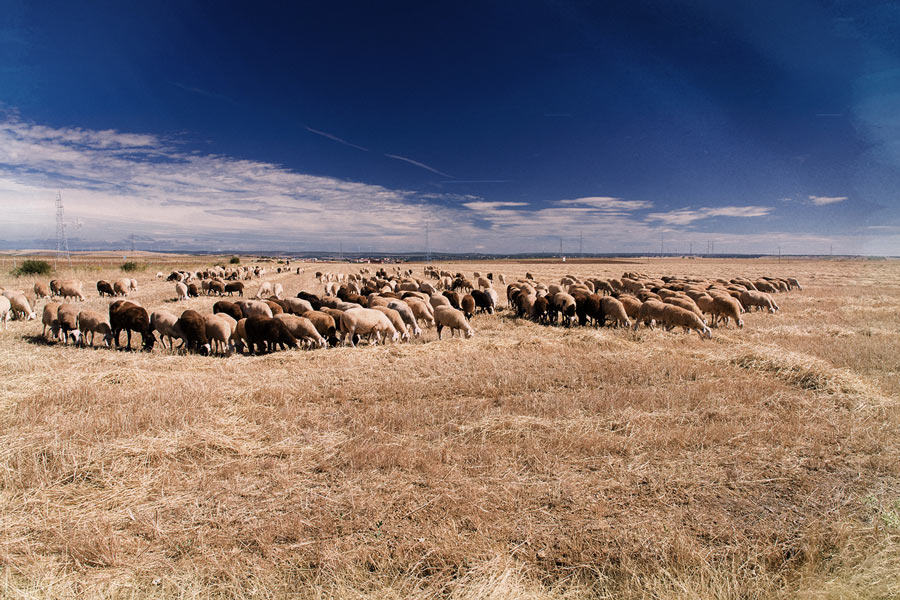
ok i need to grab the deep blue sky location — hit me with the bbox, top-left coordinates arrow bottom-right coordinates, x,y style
1,1 -> 899,254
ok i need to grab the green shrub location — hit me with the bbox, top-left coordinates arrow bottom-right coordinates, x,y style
120,261 -> 145,272
229,256 -> 241,264
11,259 -> 52,277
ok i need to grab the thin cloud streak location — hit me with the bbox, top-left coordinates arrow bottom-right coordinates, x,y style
808,195 -> 847,205
384,153 -> 451,178
305,126 -> 369,152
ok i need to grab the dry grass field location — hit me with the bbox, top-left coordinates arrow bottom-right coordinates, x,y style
1,256 -> 899,599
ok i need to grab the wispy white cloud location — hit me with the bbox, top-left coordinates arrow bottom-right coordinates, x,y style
384,153 -> 451,178
463,201 -> 529,211
808,195 -> 847,206
305,126 -> 369,152
558,196 -> 653,211
647,205 -> 772,225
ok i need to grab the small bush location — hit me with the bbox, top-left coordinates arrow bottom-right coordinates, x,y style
120,261 -> 145,272
11,259 -> 52,277
229,256 -> 241,264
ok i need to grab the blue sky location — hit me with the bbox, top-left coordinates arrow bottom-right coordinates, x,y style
1,1 -> 899,254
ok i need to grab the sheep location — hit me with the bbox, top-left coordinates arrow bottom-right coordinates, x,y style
282,297 -> 313,315
176,310 -> 210,354
231,318 -> 249,353
150,310 -> 184,350
42,302 -> 61,339
207,280 -> 225,296
187,282 -> 201,297
478,288 -> 498,314
49,280 -> 61,296
213,300 -> 244,322
600,297 -> 631,328
633,300 -> 668,331
386,300 -> 422,338
77,310 -> 113,347
272,282 -> 284,299
97,280 -> 115,297
109,301 -> 156,351
430,294 -> 451,311
263,299 -> 284,315
476,276 -> 491,290
129,279 -> 138,291
711,295 -> 744,328
301,310 -> 339,345
225,281 -> 244,296
0,296 -> 9,330
659,304 -> 712,339
461,294 -> 476,321
663,295 -> 705,322
235,299 -> 274,319
787,277 -> 802,291
33,282 -> 50,299
168,281 -> 186,301
339,308 -> 399,346
406,297 -> 435,328
372,306 -> 410,341
741,290 -> 778,313
7,293 -> 37,321
245,315 -> 299,354
754,280 -> 778,293
204,314 -> 234,354
274,314 -> 326,349
434,306 -> 474,339
113,278 -> 131,296
58,280 -> 86,302
531,295 -> 550,324
56,304 -> 81,345
255,281 -> 274,298
552,293 -> 577,327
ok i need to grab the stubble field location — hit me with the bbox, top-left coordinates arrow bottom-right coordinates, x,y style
1,256 -> 899,599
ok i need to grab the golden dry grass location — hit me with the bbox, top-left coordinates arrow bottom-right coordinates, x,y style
1,256 -> 899,599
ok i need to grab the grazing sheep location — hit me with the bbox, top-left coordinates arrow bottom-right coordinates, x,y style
600,296 -> 631,328
204,314 -> 234,354
236,299 -> 274,319
245,315 -> 299,354
77,310 -> 113,347
531,295 -> 550,324
272,282 -> 284,299
109,301 -> 156,351
33,282 -> 50,299
213,300 -> 244,322
0,296 -> 10,330
434,306 -> 474,339
663,295 -> 705,322
633,300 -> 668,331
129,279 -> 138,291
552,293 -> 577,327
406,298 -> 435,328
339,308 -> 399,346
7,293 -> 37,321
42,302 -> 61,339
660,304 -> 712,339
430,294 -> 451,310
386,300 -> 422,338
461,294 -> 476,321
255,281 -> 274,298
58,280 -> 86,302
150,310 -> 185,350
56,304 -> 81,345
113,279 -> 131,296
275,314 -> 326,349
372,306 -> 410,341
282,297 -> 313,315
171,282 -> 186,301
97,280 -> 116,297
741,290 -> 778,313
754,280 -> 778,294
787,277 -> 802,291
301,310 -> 339,345
175,310 -> 210,354
225,281 -> 244,296
711,295 -> 744,328
187,282 -> 202,298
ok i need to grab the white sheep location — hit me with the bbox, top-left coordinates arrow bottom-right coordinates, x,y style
150,310 -> 185,350
387,300 -> 422,338
58,280 -> 86,302
235,299 -> 274,319
42,302 -> 61,339
272,282 -> 284,299
339,308 -> 399,346
77,310 -> 113,347
0,296 -> 10,330
274,314 -> 326,349
8,293 -> 36,321
434,306 -> 474,339
255,281 -> 274,298
204,314 -> 234,354
175,282 -> 188,301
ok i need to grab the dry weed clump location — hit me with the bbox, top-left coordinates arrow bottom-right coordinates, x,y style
0,256 -> 899,598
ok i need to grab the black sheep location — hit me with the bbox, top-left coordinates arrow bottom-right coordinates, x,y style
187,283 -> 200,297
176,309 -> 209,354
244,315 -> 298,354
96,280 -> 116,297
225,281 -> 244,296
461,294 -> 476,321
109,300 -> 156,351
470,289 -> 494,314
213,300 -> 243,322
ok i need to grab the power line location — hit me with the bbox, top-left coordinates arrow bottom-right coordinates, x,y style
55,191 -> 71,269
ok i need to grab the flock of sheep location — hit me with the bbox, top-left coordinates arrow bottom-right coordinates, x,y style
0,263 -> 799,355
